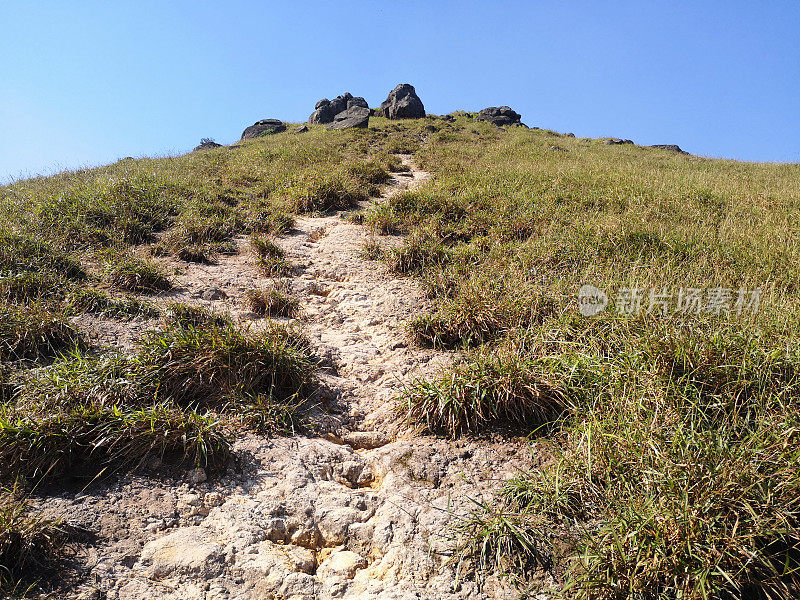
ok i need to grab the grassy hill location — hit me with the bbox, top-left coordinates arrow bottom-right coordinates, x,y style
1,116 -> 798,597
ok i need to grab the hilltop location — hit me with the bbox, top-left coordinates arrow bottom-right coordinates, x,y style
0,91 -> 799,600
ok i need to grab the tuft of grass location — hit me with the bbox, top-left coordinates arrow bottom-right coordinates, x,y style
404,348 -> 570,438
163,302 -> 229,329
0,404 -> 229,483
0,486 -> 69,594
245,207 -> 295,235
66,288 -> 159,319
0,232 -> 85,280
0,272 -> 71,304
285,173 -> 367,214
360,239 -> 384,260
245,283 -> 300,317
0,303 -> 82,363
106,257 -> 172,293
132,322 -> 314,408
385,233 -> 448,275
250,234 -> 293,276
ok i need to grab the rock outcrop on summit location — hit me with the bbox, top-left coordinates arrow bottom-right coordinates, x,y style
475,106 -> 523,127
380,84 -> 425,119
650,144 -> 689,154
240,119 -> 287,140
309,93 -> 369,127
327,106 -> 370,130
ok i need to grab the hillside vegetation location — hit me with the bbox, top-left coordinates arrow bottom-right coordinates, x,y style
1,116 -> 799,598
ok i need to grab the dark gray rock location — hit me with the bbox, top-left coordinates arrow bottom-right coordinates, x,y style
327,106 -> 370,130
475,106 -> 522,127
442,114 -> 455,122
193,139 -> 222,151
241,119 -> 286,140
380,84 -> 425,119
328,93 -> 352,116
294,125 -> 309,133
650,144 -> 688,154
309,93 -> 369,124
604,138 -> 634,145
347,96 -> 368,109
309,101 -> 335,124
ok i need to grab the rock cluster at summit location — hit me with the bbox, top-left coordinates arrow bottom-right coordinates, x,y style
475,106 -> 524,127
240,119 -> 287,140
309,93 -> 371,130
379,84 -> 426,119
193,82 -> 689,154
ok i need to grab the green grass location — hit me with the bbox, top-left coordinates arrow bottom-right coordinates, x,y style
378,120 -> 800,597
3,115 -> 800,596
250,234 -> 293,276
66,288 -> 159,319
0,303 -> 83,364
105,256 -> 172,293
245,282 -> 300,317
0,486 -> 69,595
1,320 -> 315,484
0,122 -> 414,494
404,347 -> 570,437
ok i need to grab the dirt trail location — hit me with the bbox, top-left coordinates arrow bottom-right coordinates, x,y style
54,156 -> 540,600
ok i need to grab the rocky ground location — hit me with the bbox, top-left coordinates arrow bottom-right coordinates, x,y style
39,157 -> 546,600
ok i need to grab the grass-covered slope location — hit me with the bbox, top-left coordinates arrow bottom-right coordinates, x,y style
369,123 -> 800,598
1,115 -> 798,597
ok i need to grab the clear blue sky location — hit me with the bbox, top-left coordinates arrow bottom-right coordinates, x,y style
2,1 -> 798,180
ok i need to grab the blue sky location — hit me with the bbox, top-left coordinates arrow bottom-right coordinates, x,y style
1,1 -> 798,180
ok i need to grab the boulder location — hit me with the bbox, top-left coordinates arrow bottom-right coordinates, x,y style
309,93 -> 369,125
328,93 -> 353,116
294,124 -> 309,133
475,106 -> 522,127
241,119 -> 286,140
347,96 -> 368,109
327,106 -> 370,130
309,101 -> 335,124
604,138 -> 634,145
650,144 -> 689,154
380,83 -> 425,119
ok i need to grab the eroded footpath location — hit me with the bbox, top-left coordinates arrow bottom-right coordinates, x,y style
47,156 -> 540,600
